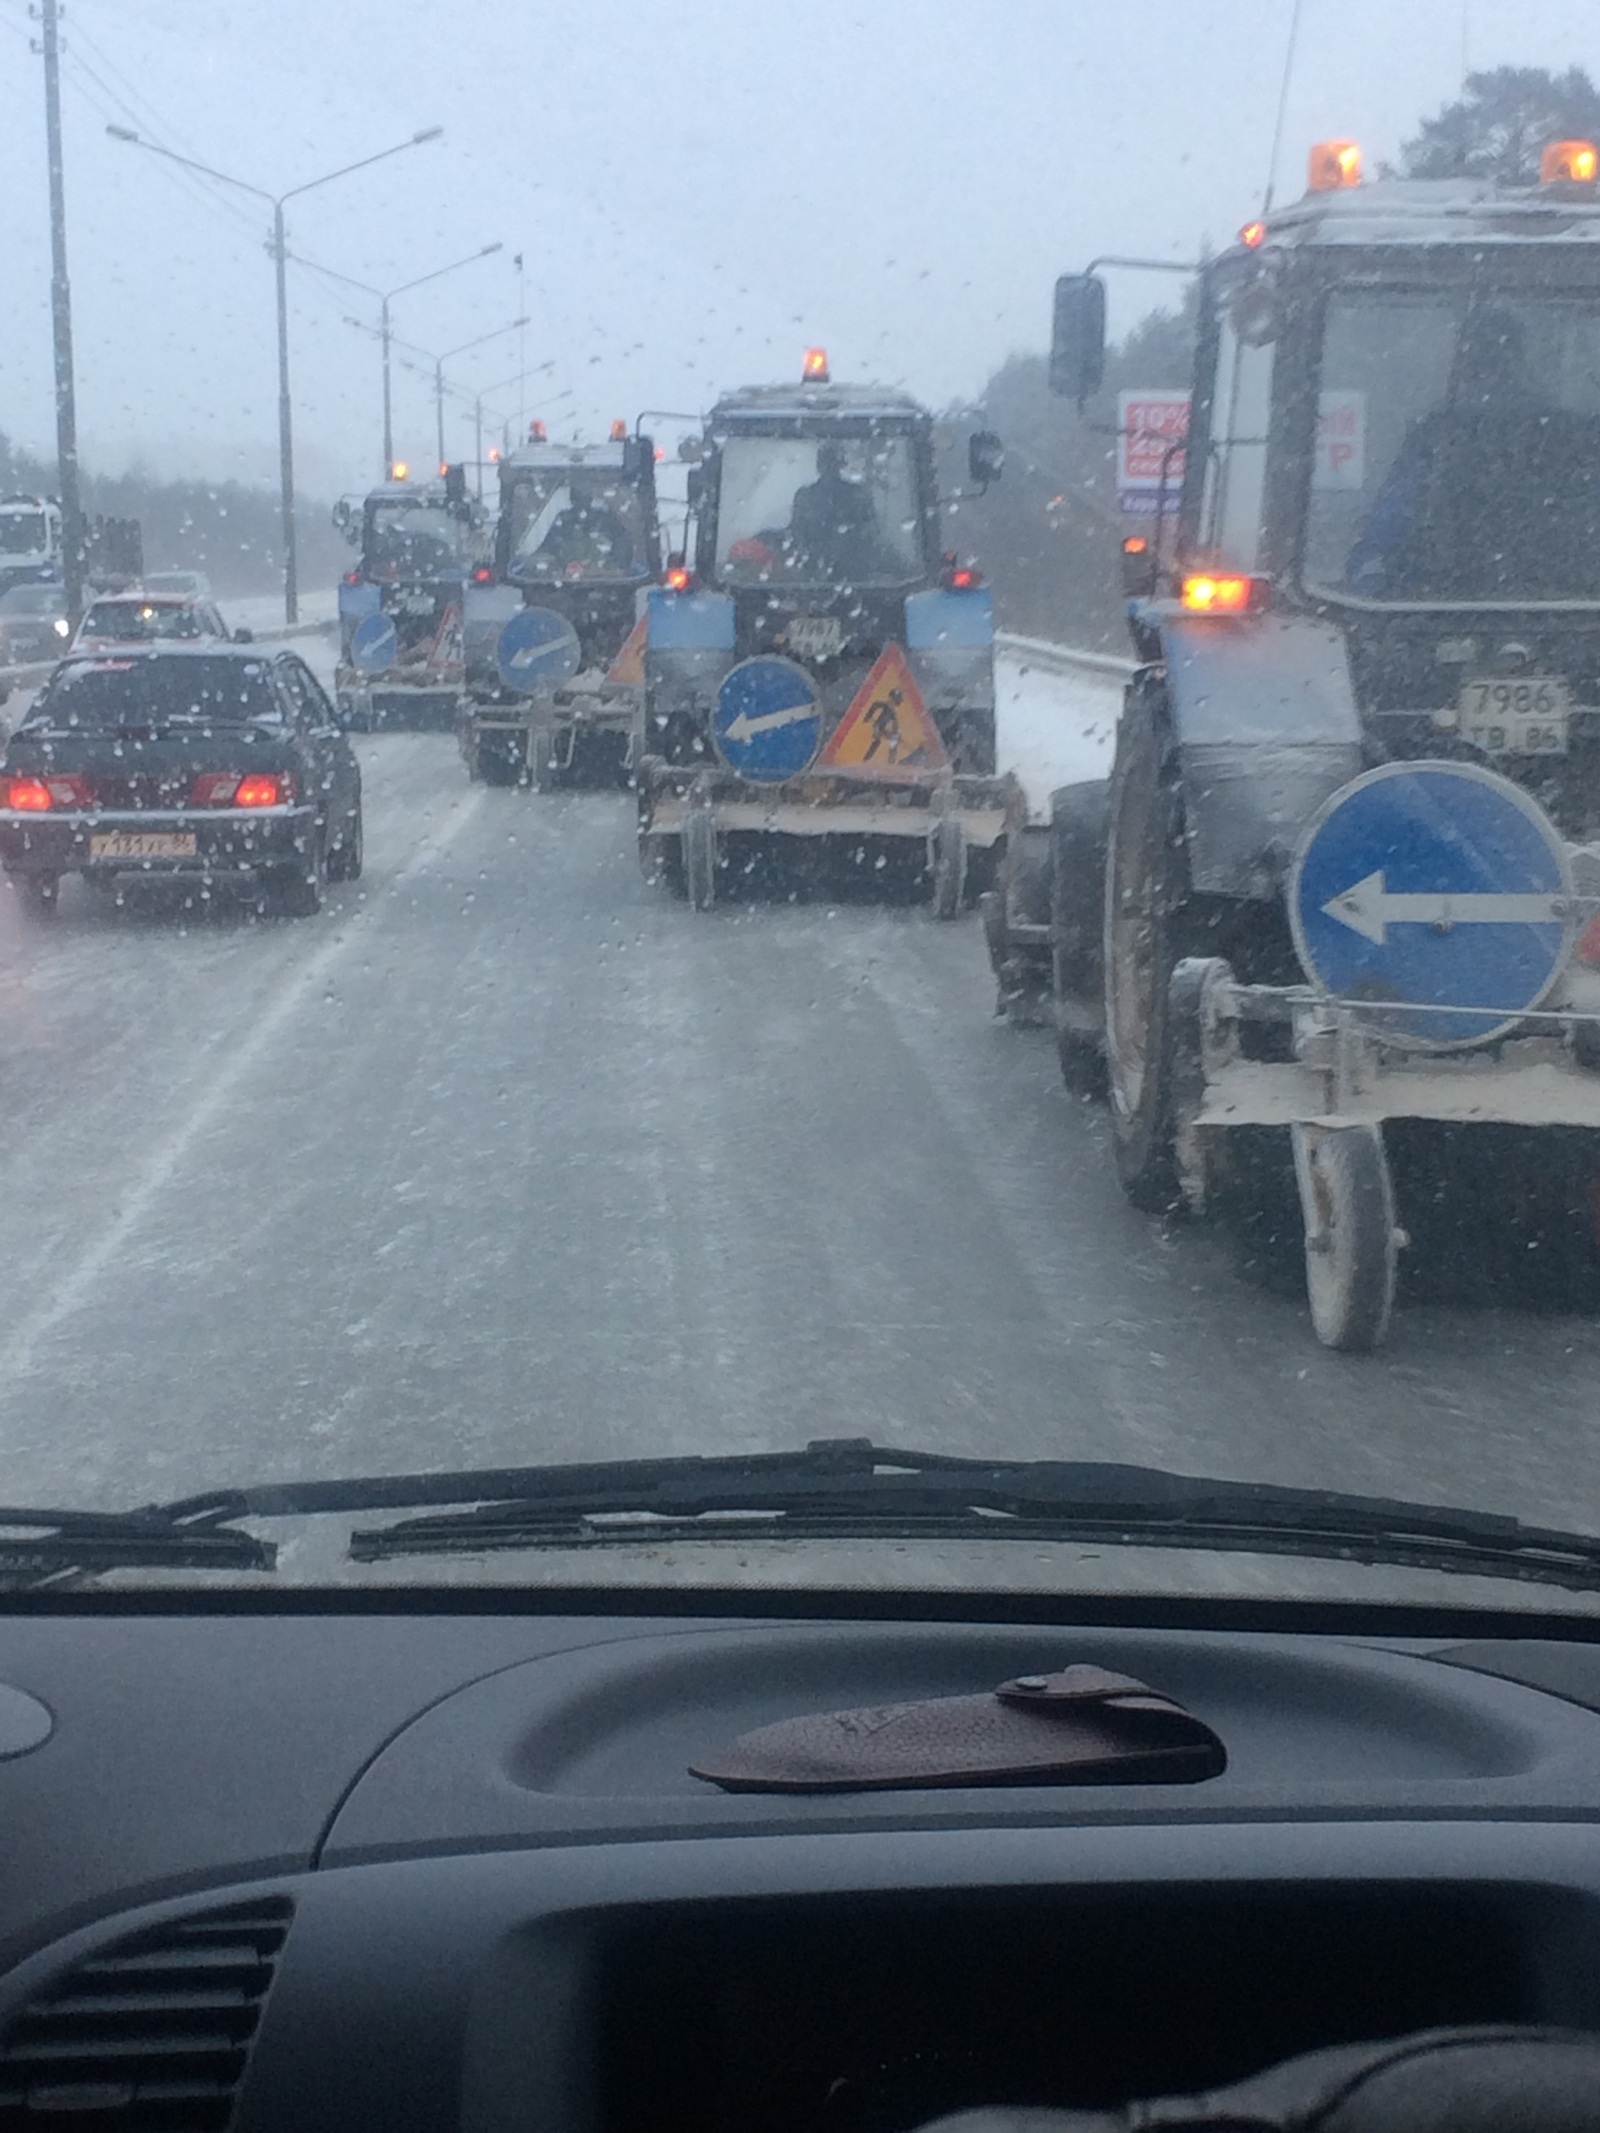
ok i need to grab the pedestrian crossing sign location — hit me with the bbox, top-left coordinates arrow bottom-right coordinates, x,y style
818,644 -> 948,777
608,612 -> 648,685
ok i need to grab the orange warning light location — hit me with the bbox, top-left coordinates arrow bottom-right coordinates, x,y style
1239,219 -> 1267,248
488,446 -> 502,463
1122,536 -> 1149,556
389,460 -> 409,481
1542,139 -> 1599,184
1181,573 -> 1268,615
1308,139 -> 1361,192
802,346 -> 830,382
610,418 -> 628,441
528,420 -> 547,443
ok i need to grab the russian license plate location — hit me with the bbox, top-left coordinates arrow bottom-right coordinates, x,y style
397,593 -> 437,617
1457,676 -> 1571,755
89,831 -> 197,861
785,615 -> 844,660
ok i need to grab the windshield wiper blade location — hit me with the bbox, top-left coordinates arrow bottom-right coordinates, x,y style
178,1439 -> 1600,1595
0,1500 -> 273,1588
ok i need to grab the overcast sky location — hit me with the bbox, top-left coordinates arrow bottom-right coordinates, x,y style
1,0 -> 1598,499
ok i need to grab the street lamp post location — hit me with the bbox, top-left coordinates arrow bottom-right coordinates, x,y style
107,123 -> 443,624
431,320 -> 528,469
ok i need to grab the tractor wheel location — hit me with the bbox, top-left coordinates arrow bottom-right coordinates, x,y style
929,816 -> 967,920
683,808 -> 717,911
1050,780 -> 1109,1096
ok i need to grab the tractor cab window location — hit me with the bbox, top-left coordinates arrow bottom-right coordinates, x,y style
1196,295 -> 1275,573
0,510 -> 49,557
505,471 -> 649,583
363,501 -> 471,581
713,432 -> 923,586
1306,291 -> 1600,603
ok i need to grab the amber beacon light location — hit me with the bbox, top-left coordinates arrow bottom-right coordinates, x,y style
1180,573 -> 1268,615
802,347 -> 830,382
1308,140 -> 1362,192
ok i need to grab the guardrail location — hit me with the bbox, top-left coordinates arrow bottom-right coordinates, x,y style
995,631 -> 1136,682
0,612 -> 335,701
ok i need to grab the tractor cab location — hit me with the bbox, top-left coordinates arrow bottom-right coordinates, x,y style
333,465 -> 482,730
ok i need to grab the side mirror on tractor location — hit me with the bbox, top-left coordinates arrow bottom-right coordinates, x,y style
968,431 -> 1004,487
1050,273 -> 1107,403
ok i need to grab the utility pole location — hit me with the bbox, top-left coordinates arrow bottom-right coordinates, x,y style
39,0 -> 86,625
271,201 -> 298,621
381,296 -> 394,473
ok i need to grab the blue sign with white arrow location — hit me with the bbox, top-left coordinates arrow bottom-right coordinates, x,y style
1289,760 -> 1573,1049
350,613 -> 399,674
497,606 -> 582,695
712,657 -> 822,783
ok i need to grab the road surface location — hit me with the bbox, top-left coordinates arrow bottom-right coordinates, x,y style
0,638 -> 1594,1571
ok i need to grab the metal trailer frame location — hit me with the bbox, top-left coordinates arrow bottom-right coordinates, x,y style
461,673 -> 645,790
335,666 -> 465,734
637,759 -> 1017,916
1162,953 -> 1600,1352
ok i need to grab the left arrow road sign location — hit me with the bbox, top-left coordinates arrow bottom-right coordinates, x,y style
1323,870 -> 1567,946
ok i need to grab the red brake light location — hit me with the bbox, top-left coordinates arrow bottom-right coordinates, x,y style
342,569 -> 362,586
471,564 -> 495,584
8,777 -> 53,812
663,564 -> 695,593
941,552 -> 982,591
232,773 -> 292,808
1180,572 -> 1269,615
528,420 -> 547,443
610,419 -> 628,442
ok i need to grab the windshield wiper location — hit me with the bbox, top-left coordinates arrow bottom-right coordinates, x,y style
163,1438 -> 1600,1595
0,1500 -> 272,1588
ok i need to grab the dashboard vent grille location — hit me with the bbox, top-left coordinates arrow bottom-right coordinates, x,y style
0,1895 -> 292,2131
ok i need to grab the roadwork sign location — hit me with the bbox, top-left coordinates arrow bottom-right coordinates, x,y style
818,645 -> 948,777
712,657 -> 822,782
607,612 -> 648,685
1290,760 -> 1572,1049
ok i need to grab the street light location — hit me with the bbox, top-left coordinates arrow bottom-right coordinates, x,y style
106,122 -> 443,623
305,244 -> 502,474
432,320 -> 529,468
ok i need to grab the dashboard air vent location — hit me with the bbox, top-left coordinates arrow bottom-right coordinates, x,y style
0,1895 -> 292,2131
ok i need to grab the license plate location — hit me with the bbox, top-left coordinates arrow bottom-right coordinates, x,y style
1457,676 -> 1571,755
396,594 -> 437,617
785,615 -> 844,660
88,831 -> 198,861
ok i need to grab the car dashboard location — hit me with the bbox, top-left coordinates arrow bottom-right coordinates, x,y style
1,1602 -> 1600,2130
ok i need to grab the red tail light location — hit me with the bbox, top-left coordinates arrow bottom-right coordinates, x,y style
232,773 -> 293,808
1577,916 -> 1600,968
941,552 -> 983,591
342,569 -> 363,587
471,564 -> 495,585
7,774 -> 90,811
663,564 -> 695,593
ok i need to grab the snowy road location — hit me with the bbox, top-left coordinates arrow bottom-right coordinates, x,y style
0,640 -> 1593,1539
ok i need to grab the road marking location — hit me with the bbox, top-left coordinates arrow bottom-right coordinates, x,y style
0,784 -> 487,1384
1321,869 -> 1565,946
724,702 -> 818,743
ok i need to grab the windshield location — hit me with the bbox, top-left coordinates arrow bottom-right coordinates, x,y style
0,511 -> 49,556
0,587 -> 61,617
713,433 -> 925,585
28,657 -> 279,729
363,500 -> 470,578
10,13 -> 1600,1615
1306,291 -> 1600,603
504,468 -> 649,581
79,599 -> 206,640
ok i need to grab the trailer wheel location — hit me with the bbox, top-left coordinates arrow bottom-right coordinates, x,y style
929,816 -> 967,920
1103,714 -> 1191,1210
683,807 -> 717,912
1292,1123 -> 1399,1352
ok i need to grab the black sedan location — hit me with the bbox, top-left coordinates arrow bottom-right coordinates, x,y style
0,645 -> 362,917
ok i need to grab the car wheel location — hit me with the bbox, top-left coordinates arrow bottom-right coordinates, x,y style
265,838 -> 327,918
12,872 -> 59,918
327,801 -> 363,883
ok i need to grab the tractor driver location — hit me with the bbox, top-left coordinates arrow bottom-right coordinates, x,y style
788,441 -> 879,579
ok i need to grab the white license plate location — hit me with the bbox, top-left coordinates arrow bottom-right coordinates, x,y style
89,831 -> 198,861
397,594 -> 437,617
1457,677 -> 1571,755
785,615 -> 844,660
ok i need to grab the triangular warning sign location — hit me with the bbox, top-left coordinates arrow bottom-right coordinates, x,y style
607,610 -> 648,685
427,600 -> 464,674
817,644 -> 947,778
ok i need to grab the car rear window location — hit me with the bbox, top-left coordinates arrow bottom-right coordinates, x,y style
29,658 -> 281,730
81,600 -> 206,640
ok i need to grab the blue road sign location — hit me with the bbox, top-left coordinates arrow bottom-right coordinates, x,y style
1289,760 -> 1572,1049
712,657 -> 822,783
350,613 -> 398,674
497,606 -> 581,694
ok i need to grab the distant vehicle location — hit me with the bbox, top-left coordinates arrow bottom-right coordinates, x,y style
0,582 -> 72,665
71,592 -> 240,652
0,499 -> 144,597
333,465 -> 481,730
0,646 -> 362,918
141,570 -> 213,600
460,423 -> 661,788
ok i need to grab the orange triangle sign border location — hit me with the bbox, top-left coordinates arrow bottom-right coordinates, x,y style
817,643 -> 948,778
608,611 -> 649,685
